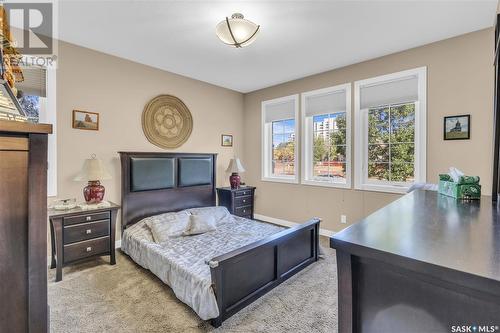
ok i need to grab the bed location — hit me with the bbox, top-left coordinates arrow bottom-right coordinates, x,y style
119,152 -> 321,327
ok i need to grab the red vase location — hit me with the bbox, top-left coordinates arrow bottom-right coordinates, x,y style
229,173 -> 241,189
83,180 -> 105,203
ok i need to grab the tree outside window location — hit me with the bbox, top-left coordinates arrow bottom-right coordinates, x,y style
312,112 -> 347,182
367,102 -> 415,183
272,119 -> 295,176
18,94 -> 40,123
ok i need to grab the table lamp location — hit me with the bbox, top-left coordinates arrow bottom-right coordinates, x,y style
226,158 -> 245,189
74,154 -> 111,203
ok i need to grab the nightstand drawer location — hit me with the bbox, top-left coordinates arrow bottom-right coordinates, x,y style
217,186 -> 255,221
235,195 -> 252,207
235,189 -> 252,197
64,237 -> 110,264
235,206 -> 252,217
64,220 -> 110,244
63,211 -> 110,226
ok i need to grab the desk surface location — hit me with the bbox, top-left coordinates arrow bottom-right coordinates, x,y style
331,190 -> 500,284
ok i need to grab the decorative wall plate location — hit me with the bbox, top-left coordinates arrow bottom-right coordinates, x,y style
142,95 -> 193,149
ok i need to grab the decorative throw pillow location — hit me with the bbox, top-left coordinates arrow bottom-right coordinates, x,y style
145,211 -> 190,243
183,214 -> 217,236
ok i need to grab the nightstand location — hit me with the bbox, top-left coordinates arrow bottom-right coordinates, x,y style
217,186 -> 255,219
48,202 -> 120,282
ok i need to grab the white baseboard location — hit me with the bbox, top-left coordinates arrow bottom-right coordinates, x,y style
47,240 -> 121,265
254,214 -> 335,237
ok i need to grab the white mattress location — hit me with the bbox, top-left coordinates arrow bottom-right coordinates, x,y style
121,212 -> 284,320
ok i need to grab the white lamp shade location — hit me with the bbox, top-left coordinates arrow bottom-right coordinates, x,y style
226,158 -> 246,173
216,13 -> 259,48
74,158 -> 112,181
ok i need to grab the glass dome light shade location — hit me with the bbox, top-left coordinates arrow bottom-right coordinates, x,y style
216,13 -> 260,48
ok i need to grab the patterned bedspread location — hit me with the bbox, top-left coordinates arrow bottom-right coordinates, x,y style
121,211 -> 285,320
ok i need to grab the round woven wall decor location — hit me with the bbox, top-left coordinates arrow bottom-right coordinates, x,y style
142,95 -> 193,149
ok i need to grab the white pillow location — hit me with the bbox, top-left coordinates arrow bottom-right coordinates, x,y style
188,206 -> 232,225
145,211 -> 190,243
183,214 -> 217,236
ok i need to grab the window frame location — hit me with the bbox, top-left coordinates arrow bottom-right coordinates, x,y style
20,56 -> 57,196
45,66 -> 57,197
354,67 -> 427,194
301,83 -> 352,188
261,94 -> 300,184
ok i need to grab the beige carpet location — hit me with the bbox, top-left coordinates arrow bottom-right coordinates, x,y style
48,237 -> 337,333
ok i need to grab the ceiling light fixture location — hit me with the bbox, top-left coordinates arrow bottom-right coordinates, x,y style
216,13 -> 260,48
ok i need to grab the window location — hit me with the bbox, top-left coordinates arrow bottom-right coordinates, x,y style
301,84 -> 351,187
272,119 -> 296,177
17,61 -> 57,196
262,95 -> 299,183
354,67 -> 426,193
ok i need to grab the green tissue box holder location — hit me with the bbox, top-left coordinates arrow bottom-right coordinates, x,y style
438,174 -> 481,199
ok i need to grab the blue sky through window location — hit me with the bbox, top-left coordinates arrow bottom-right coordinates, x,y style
313,112 -> 344,126
272,119 -> 295,146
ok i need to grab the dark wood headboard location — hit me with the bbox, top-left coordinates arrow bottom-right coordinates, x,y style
119,152 -> 217,231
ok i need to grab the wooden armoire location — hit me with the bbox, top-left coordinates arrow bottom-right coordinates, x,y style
0,120 -> 52,332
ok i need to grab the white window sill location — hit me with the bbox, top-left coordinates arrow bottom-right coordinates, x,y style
355,183 -> 410,194
301,179 -> 351,189
261,176 -> 299,184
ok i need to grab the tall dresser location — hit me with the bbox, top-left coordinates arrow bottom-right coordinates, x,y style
0,120 -> 52,333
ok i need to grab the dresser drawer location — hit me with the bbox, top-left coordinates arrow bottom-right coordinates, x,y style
64,237 -> 110,263
234,195 -> 252,207
234,206 -> 252,217
234,189 -> 252,197
64,220 -> 110,244
63,211 -> 110,226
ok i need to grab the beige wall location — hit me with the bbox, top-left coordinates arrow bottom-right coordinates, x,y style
55,41 -> 244,238
242,28 -> 494,232
53,27 -> 494,239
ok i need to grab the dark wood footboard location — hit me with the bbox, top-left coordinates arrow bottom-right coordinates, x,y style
209,218 -> 321,327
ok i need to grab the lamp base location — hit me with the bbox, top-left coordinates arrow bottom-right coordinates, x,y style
83,180 -> 105,204
229,173 -> 241,189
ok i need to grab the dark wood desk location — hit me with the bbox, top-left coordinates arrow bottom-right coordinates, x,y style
331,190 -> 500,333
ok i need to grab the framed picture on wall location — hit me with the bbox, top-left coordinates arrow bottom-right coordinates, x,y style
73,110 -> 99,131
444,115 -> 470,140
221,134 -> 233,147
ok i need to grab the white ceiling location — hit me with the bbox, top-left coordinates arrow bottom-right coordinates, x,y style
58,1 -> 497,93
